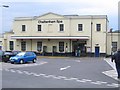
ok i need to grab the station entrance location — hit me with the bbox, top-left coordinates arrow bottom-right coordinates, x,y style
72,41 -> 86,56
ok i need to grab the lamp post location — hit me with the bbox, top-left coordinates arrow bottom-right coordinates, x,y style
0,5 -> 9,90
1,4 -> 9,32
1,5 -> 9,50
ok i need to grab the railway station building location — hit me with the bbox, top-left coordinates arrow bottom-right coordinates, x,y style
1,12 -> 120,57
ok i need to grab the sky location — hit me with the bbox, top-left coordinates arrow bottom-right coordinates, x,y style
0,0 -> 120,33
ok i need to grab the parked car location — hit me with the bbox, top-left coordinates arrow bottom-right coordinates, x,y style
10,51 -> 37,64
2,51 -> 20,62
12,51 -> 21,55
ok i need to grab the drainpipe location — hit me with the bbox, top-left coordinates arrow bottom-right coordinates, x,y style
110,28 -> 113,57
105,16 -> 109,57
31,39 -> 32,51
91,16 -> 93,57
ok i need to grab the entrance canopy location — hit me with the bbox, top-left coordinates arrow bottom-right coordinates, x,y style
11,36 -> 89,40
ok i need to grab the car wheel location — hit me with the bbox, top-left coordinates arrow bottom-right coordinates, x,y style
11,62 -> 14,64
19,59 -> 24,64
33,59 -> 36,63
4,61 -> 8,63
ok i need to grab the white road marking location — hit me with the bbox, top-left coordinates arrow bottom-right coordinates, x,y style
40,62 -> 48,64
82,79 -> 92,82
44,75 -> 55,78
75,60 -> 81,62
4,68 -> 119,88
22,62 -> 48,67
103,58 -> 119,81
104,58 -> 116,70
23,71 -> 28,73
76,80 -> 86,83
91,82 -> 102,85
4,69 -> 10,71
60,66 -> 71,71
25,72 -> 32,75
28,72 -> 36,75
10,69 -> 16,73
52,76 -> 61,79
16,70 -> 23,74
95,81 -> 108,84
39,74 -> 46,76
102,70 -> 118,80
2,61 -> 48,69
33,73 -> 42,77
44,75 -> 52,78
64,78 -> 73,81
23,71 -> 33,75
57,76 -> 66,79
69,78 -> 78,80
107,83 -> 119,87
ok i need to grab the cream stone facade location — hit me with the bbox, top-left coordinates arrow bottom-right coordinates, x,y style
1,12 -> 120,57
107,32 -> 120,55
0,34 -> 3,49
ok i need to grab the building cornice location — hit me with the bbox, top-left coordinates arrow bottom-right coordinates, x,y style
14,12 -> 108,21
11,36 -> 89,40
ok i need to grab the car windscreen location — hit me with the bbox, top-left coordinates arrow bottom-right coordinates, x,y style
16,52 -> 25,57
4,52 -> 13,55
12,51 -> 20,55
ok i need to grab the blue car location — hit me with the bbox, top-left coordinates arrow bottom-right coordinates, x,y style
10,52 -> 37,64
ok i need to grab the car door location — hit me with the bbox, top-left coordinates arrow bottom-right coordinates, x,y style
24,52 -> 31,62
28,52 -> 34,61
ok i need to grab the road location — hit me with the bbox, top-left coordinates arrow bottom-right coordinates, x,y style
1,57 -> 120,89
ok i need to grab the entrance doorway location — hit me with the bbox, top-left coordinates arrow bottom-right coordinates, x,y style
52,46 -> 57,56
43,46 -> 47,52
72,41 -> 86,56
95,46 -> 100,57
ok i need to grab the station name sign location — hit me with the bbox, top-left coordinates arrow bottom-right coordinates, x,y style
38,20 -> 63,23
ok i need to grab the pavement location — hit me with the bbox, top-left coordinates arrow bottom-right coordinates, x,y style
103,58 -> 118,80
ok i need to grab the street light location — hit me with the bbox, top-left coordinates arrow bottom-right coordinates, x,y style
1,4 -> 9,28
2,5 -> 9,8
0,5 -> 9,8
0,5 -> 9,50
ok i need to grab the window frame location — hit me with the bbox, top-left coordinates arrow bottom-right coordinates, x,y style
37,41 -> 42,51
78,24 -> 83,31
21,41 -> 26,51
38,25 -> 42,31
96,24 -> 101,31
22,25 -> 26,32
9,41 -> 14,51
59,42 -> 64,52
112,42 -> 117,52
59,24 -> 64,31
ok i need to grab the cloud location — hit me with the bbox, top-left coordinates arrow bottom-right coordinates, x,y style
0,0 -> 119,33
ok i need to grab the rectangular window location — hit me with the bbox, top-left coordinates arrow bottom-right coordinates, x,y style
22,25 -> 26,31
9,41 -> 14,51
78,24 -> 83,31
96,24 -> 101,31
38,25 -> 41,31
112,42 -> 117,52
21,41 -> 26,51
37,42 -> 42,51
59,42 -> 64,52
59,24 -> 64,31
